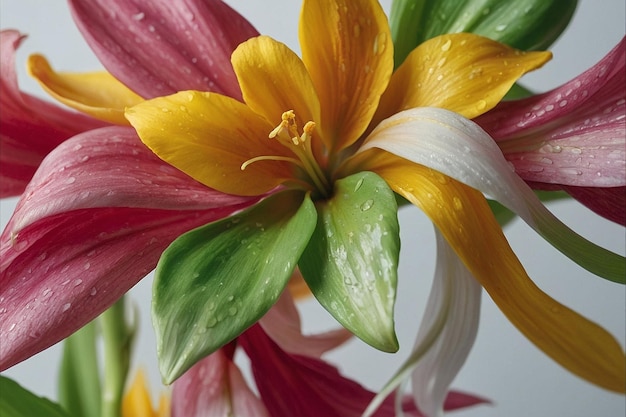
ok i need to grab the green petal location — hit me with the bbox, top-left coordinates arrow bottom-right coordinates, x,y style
390,0 -> 577,66
299,172 -> 400,352
0,376 -> 71,417
153,190 -> 317,383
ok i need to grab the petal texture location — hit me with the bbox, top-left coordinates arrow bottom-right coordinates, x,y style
0,30 -> 106,197
373,33 -> 551,127
68,0 -> 258,99
300,0 -> 394,151
478,38 -> 626,188
0,128 -> 255,370
27,54 -> 143,125
127,91 -> 294,196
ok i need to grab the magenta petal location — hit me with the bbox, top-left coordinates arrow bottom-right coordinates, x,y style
68,0 -> 259,100
0,30 -> 107,197
239,325 -> 487,417
478,38 -> 625,188
171,349 -> 269,417
0,127 -> 256,370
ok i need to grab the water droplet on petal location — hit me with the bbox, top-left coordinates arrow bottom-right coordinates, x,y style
360,199 -> 374,211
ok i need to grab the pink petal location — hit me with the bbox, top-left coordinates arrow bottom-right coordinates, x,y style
477,38 -> 625,188
0,30 -> 106,197
239,324 -> 487,417
259,289 -> 352,357
172,347 -> 269,417
68,0 -> 259,100
0,128 -> 256,370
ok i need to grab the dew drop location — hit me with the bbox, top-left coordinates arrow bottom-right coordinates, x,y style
73,279 -> 83,287
452,197 -> 463,210
354,178 -> 364,192
62,303 -> 71,312
132,12 -> 145,21
360,199 -> 374,211
90,287 -> 97,296
440,39 -> 452,52
66,177 -> 76,184
227,306 -> 238,316
206,317 -> 217,328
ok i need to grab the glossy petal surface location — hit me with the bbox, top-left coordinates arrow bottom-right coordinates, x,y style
68,0 -> 258,99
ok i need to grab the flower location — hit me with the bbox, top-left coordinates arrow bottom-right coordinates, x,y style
477,38 -> 626,225
122,370 -> 170,417
0,0 -> 261,370
124,0 -> 624,412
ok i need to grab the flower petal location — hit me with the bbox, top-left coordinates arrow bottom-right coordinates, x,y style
0,30 -> 106,197
126,91 -> 296,196
231,36 -> 321,137
241,324 -> 486,417
559,185 -> 626,226
122,370 -> 157,417
171,349 -> 269,417
478,38 -> 626,187
372,33 -> 551,127
68,0 -> 258,99
410,231 -> 482,417
259,290 -> 352,357
363,153 -> 626,393
357,107 -> 625,283
27,54 -> 143,125
0,128 -> 254,370
300,0 -> 393,151
364,230 -> 482,417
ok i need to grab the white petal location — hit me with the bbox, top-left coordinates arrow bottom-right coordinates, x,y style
411,230 -> 481,417
359,107 -> 623,281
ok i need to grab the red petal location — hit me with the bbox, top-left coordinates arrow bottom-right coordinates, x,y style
68,0 -> 259,99
0,30 -> 106,197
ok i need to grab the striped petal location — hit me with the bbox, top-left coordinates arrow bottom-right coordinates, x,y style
0,128 -> 254,370
126,91 -> 294,196
478,38 -> 626,187
27,54 -> 143,125
68,0 -> 258,99
372,33 -> 551,128
366,154 -> 626,393
356,107 -> 625,283
300,0 -> 393,151
0,30 -> 106,197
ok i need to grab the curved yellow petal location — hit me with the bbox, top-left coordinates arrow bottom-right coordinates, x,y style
363,149 -> 626,393
28,54 -> 143,125
300,0 -> 393,151
122,369 -> 157,417
372,33 -> 551,127
126,91 -> 295,196
232,36 -> 321,138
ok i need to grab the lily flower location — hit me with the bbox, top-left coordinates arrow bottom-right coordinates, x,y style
477,38 -> 626,225
123,0 -> 624,412
0,0 -> 261,369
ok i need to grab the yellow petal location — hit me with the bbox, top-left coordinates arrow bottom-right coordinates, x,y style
28,54 -> 143,125
300,0 -> 393,151
122,369 -> 157,417
126,91 -> 295,196
363,149 -> 626,393
232,36 -> 321,138
372,33 -> 551,127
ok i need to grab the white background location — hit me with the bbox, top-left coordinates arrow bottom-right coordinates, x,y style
1,0 -> 625,416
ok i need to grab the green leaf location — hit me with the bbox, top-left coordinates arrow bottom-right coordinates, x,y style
299,172 -> 400,352
0,376 -> 71,417
58,321 -> 102,417
390,0 -> 577,67
153,190 -> 317,383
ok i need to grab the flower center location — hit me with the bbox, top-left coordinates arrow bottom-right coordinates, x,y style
241,110 -> 331,196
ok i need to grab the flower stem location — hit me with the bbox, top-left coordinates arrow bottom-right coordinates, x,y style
100,296 -> 133,417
